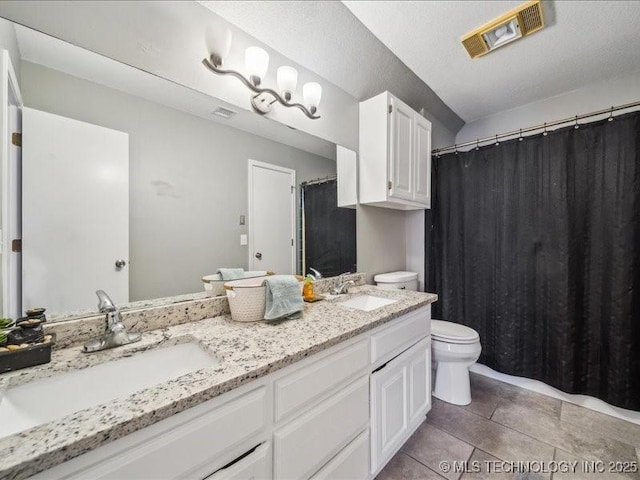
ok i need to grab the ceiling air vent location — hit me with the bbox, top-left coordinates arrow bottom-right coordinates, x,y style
211,106 -> 237,119
462,35 -> 488,59
519,1 -> 544,35
461,0 -> 545,59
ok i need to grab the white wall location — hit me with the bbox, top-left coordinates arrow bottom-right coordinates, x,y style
356,205 -> 406,286
357,119 -> 455,287
0,17 -> 19,85
456,70 -> 640,145
21,62 -> 336,301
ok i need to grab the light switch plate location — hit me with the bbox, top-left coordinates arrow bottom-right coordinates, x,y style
240,234 -> 248,245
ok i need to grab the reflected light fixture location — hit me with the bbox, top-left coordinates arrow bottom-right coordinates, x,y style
203,22 -> 321,119
461,0 -> 544,59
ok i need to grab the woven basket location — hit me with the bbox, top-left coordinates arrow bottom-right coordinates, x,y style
202,271 -> 274,297
225,275 -> 304,322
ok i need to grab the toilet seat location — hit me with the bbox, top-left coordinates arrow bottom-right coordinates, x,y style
431,320 -> 479,345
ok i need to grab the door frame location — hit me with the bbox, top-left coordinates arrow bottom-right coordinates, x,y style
247,159 -> 296,274
1,50 -> 23,318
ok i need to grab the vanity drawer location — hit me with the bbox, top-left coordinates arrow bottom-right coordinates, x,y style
273,375 -> 369,480
310,429 -> 369,480
49,386 -> 268,480
274,338 -> 369,422
370,305 -> 430,367
205,442 -> 271,480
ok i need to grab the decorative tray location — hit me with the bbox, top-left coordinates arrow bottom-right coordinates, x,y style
0,333 -> 56,374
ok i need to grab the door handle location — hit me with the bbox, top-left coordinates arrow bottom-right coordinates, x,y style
115,259 -> 126,269
255,252 -> 262,260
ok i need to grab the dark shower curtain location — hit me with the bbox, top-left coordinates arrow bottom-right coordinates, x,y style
427,111 -> 640,410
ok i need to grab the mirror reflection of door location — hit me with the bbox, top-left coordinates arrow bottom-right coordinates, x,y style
22,108 -> 129,315
0,50 -> 23,320
248,160 -> 295,275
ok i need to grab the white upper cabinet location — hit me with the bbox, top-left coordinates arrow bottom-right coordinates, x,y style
359,92 -> 432,210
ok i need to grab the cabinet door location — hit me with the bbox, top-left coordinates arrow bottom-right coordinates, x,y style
370,356 -> 408,473
408,340 -> 431,425
413,115 -> 432,207
388,97 -> 414,201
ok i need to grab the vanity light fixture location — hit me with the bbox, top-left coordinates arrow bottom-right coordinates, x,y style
461,0 -> 544,58
203,23 -> 321,119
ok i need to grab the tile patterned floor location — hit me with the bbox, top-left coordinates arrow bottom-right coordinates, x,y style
377,373 -> 640,480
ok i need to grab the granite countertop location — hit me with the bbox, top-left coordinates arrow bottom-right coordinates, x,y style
0,285 -> 437,479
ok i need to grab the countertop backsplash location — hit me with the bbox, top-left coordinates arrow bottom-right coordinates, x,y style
44,273 -> 367,349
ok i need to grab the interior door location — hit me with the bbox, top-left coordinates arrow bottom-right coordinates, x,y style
413,115 -> 432,206
388,97 -> 414,201
22,108 -> 129,315
1,50 -> 23,319
248,160 -> 295,274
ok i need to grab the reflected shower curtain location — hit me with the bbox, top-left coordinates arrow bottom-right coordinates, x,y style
302,179 -> 356,278
427,111 -> 640,410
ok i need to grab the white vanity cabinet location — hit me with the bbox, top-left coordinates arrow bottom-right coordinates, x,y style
272,338 -> 370,479
359,91 -> 432,210
369,306 -> 432,477
30,304 -> 433,480
30,385 -> 272,480
371,338 -> 431,475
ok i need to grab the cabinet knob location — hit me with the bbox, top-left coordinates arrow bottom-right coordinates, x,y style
115,259 -> 126,269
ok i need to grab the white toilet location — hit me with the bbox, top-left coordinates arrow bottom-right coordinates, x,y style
374,271 -> 482,406
431,320 -> 481,405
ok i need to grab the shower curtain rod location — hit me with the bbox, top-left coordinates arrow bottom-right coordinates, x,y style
300,174 -> 337,187
432,99 -> 640,155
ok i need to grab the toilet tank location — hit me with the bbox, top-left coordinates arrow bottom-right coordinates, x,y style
374,271 -> 418,291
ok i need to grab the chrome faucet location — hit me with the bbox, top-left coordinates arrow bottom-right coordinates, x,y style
331,276 -> 356,295
83,290 -> 142,353
308,268 -> 323,281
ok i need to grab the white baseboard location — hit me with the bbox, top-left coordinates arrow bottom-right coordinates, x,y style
470,363 -> 640,426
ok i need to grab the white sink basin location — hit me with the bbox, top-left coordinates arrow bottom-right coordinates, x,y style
0,342 -> 218,439
340,295 -> 398,312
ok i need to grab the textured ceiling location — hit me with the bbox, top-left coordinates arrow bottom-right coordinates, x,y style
201,1 -> 640,125
344,0 -> 640,122
198,1 -> 465,133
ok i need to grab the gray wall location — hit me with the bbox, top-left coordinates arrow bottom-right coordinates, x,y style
456,71 -> 640,145
0,1 -> 360,151
21,61 -> 336,301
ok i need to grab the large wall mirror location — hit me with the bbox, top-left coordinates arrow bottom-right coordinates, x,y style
0,19 -> 357,321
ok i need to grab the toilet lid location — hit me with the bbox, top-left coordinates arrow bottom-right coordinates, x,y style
374,271 -> 418,283
431,320 -> 479,343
